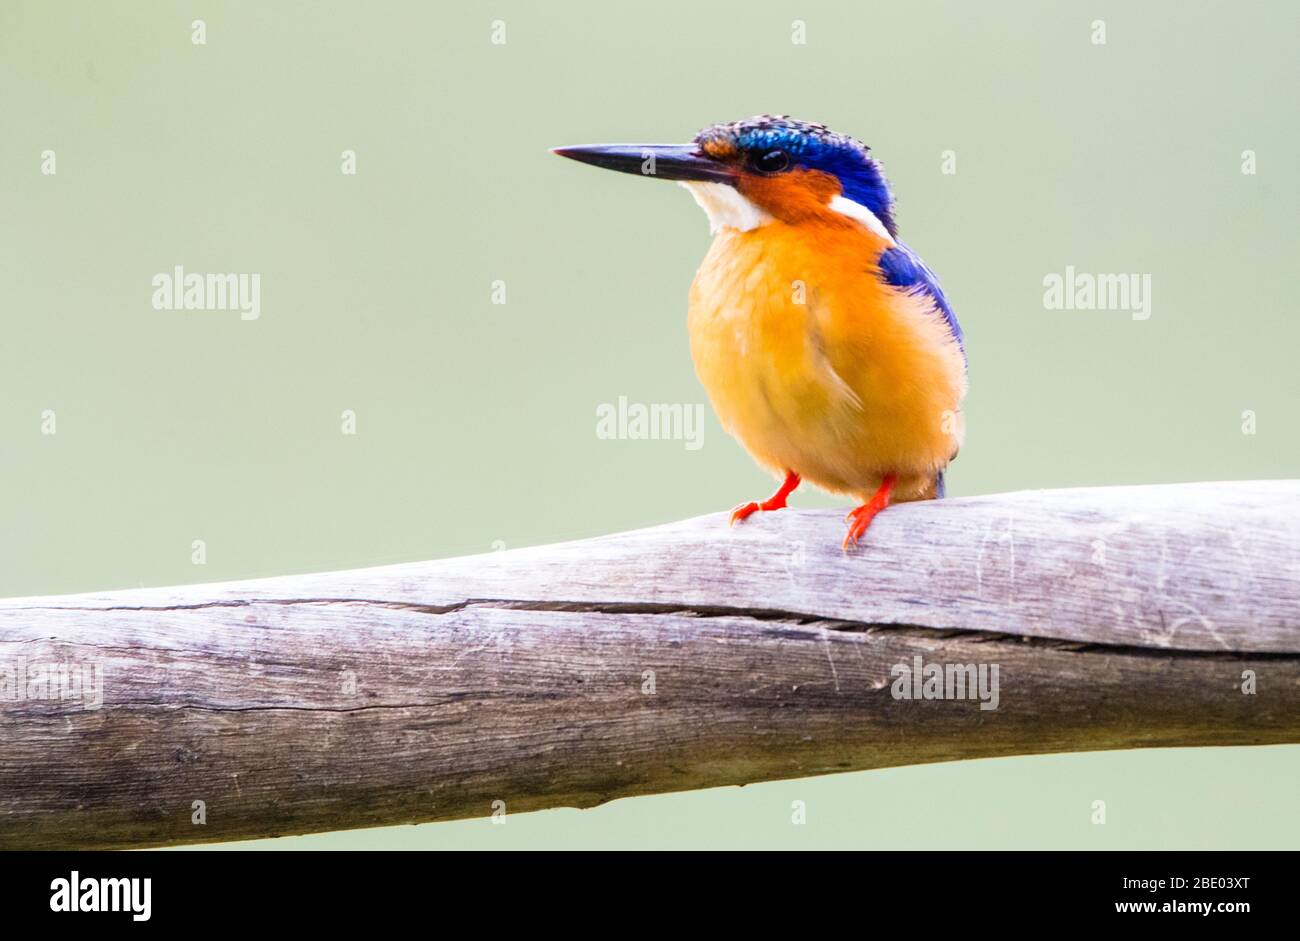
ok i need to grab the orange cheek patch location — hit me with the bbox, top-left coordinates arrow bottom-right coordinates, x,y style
737,168 -> 843,223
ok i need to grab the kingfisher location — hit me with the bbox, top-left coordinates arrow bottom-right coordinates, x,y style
554,116 -> 966,549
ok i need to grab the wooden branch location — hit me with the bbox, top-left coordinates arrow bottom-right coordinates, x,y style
1,480 -> 1297,849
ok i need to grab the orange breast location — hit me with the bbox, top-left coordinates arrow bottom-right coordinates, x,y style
687,220 -> 966,502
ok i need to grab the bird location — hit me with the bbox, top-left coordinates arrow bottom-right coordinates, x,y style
553,115 -> 966,549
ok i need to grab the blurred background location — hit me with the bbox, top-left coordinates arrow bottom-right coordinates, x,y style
1,0 -> 1296,848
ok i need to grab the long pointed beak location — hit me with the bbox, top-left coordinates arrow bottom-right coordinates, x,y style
551,143 -> 735,184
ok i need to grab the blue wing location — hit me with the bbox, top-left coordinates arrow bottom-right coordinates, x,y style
878,240 -> 964,360
879,240 -> 963,500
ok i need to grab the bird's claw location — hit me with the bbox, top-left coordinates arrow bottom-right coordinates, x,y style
841,474 -> 898,551
728,471 -> 801,528
842,504 -> 879,550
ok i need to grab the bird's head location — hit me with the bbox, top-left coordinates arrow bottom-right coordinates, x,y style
553,115 -> 896,241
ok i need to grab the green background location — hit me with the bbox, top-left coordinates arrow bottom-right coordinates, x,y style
2,1 -> 1296,849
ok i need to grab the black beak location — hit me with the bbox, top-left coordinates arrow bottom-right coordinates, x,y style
552,143 -> 735,185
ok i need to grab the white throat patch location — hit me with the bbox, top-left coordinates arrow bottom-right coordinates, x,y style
679,181 -> 773,234
678,182 -> 896,245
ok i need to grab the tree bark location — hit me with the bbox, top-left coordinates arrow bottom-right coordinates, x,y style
0,480 -> 1296,849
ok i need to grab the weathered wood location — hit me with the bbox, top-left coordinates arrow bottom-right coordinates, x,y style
0,480 -> 1296,849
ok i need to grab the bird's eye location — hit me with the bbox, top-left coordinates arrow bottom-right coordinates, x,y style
752,149 -> 790,174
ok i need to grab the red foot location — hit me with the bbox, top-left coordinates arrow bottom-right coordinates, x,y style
843,474 -> 897,550
730,471 -> 801,526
